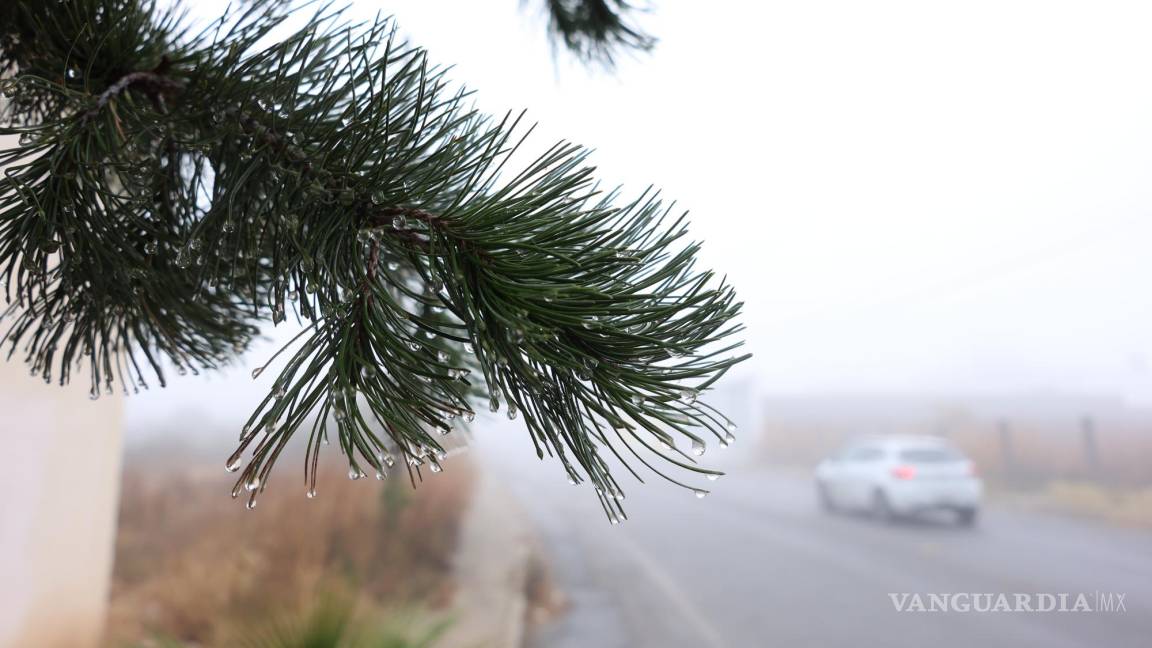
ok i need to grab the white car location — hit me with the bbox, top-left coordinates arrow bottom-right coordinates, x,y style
814,436 -> 983,525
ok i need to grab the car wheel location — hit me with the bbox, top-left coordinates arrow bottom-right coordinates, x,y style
871,489 -> 897,523
817,482 -> 838,513
956,507 -> 978,527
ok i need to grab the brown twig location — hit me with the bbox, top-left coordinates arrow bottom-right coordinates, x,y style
85,70 -> 184,119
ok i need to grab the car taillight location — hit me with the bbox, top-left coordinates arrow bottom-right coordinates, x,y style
891,465 -> 916,480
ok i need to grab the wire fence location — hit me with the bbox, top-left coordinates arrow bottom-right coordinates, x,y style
758,411 -> 1152,488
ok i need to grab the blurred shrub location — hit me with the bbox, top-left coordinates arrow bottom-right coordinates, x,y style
125,595 -> 447,648
105,447 -> 474,647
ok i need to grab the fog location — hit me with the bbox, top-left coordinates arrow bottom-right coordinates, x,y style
129,0 -> 1152,437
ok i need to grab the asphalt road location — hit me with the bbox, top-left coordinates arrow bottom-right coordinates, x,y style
475,437 -> 1152,648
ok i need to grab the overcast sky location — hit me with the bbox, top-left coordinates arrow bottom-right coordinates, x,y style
129,0 -> 1152,433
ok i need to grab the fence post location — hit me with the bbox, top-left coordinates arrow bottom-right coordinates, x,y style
998,419 -> 1014,481
1080,415 -> 1099,479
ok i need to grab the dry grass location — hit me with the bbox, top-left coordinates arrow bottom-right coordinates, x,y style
1001,481 -> 1152,529
103,446 -> 474,647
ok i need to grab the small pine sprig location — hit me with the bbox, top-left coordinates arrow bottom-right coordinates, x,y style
543,0 -> 657,68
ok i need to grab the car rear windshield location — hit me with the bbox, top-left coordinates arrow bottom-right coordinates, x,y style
898,447 -> 965,463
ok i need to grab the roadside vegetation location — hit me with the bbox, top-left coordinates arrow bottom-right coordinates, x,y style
104,443 -> 473,647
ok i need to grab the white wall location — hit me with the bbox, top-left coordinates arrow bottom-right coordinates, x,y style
0,359 -> 123,647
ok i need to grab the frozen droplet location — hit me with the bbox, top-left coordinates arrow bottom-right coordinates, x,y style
436,350 -> 448,363
246,497 -> 257,510
387,260 -> 400,271
693,489 -> 708,499
392,214 -> 406,229
726,421 -> 737,433
429,462 -> 442,473
463,343 -> 474,354
274,384 -> 287,399
245,476 -> 261,491
630,394 -> 644,406
660,441 -> 673,451
464,411 -> 476,422
706,474 -> 721,481
348,467 -> 364,480
383,454 -> 395,468
375,470 -> 386,481
691,439 -> 706,456
509,328 -> 524,343
489,399 -> 500,413
361,366 -> 376,380
567,476 -> 578,485
251,367 -> 264,380
507,404 -> 517,420
724,431 -> 736,445
225,454 -> 242,473
680,389 -> 698,404
408,341 -> 420,351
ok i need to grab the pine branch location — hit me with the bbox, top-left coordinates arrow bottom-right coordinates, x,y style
543,0 -> 657,68
0,0 -> 746,519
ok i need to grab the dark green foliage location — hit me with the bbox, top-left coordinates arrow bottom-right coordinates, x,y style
125,594 -> 447,647
235,595 -> 448,648
544,0 -> 657,67
0,0 -> 746,519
